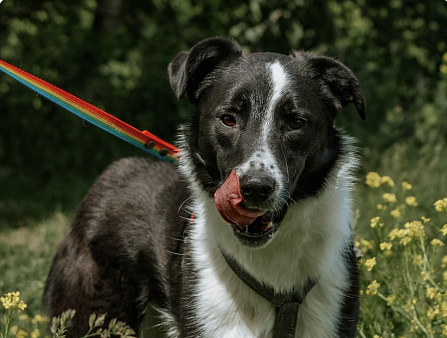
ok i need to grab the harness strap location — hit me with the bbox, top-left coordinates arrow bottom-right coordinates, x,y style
220,250 -> 318,338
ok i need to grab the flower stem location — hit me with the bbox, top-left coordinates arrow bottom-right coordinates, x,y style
358,329 -> 367,338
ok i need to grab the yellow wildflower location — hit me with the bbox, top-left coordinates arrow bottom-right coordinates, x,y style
383,249 -> 393,257
399,229 -> 410,237
377,204 -> 388,210
404,299 -> 415,311
441,302 -> 447,316
17,329 -> 29,338
366,172 -> 381,188
388,228 -> 410,241
441,64 -> 447,74
370,217 -> 380,228
427,306 -> 440,320
413,254 -> 423,266
383,193 -> 397,203
400,236 -> 412,246
358,237 -> 373,252
402,181 -> 412,190
32,314 -> 49,324
427,287 -> 437,299
441,224 -> 447,236
442,256 -> 447,268
388,228 -> 399,240
386,294 -> 396,306
364,257 -> 376,271
434,198 -> 447,212
366,280 -> 381,295
421,216 -> 430,223
373,335 -> 382,338
431,239 -> 445,247
31,329 -> 40,338
0,291 -> 27,312
390,209 -> 401,218
380,242 -> 392,251
19,314 -> 29,321
404,221 -> 424,237
380,176 -> 395,187
405,196 -> 418,207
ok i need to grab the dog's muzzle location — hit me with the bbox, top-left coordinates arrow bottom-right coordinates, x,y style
214,169 -> 278,244
214,170 -> 266,227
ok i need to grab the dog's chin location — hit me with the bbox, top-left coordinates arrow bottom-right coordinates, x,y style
231,211 -> 280,248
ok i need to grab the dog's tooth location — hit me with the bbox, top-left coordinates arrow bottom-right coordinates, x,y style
261,222 -> 273,232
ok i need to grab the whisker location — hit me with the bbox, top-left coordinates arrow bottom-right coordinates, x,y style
178,196 -> 193,212
280,144 -> 290,183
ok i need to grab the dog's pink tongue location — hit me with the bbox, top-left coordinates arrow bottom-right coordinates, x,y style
214,170 -> 266,228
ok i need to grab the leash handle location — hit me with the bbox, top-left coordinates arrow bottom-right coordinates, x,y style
0,59 -> 180,163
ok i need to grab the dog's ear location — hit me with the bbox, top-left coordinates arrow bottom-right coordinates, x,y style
168,37 -> 243,103
291,52 -> 366,120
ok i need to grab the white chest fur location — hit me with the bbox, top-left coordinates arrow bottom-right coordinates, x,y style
188,166 -> 354,338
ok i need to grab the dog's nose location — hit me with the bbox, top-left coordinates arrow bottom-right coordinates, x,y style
239,176 -> 275,204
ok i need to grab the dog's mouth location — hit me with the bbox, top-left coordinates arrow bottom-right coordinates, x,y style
234,211 -> 275,234
214,170 -> 279,245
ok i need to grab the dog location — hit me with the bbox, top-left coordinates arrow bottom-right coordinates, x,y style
44,37 -> 365,338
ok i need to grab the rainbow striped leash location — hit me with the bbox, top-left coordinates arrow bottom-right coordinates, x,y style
0,59 -> 180,163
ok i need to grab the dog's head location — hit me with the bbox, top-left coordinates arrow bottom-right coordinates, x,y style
169,38 -> 365,247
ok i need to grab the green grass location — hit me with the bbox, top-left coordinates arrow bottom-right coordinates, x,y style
0,212 -> 70,317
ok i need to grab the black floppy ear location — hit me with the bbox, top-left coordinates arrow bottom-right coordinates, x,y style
168,37 -> 243,104
292,52 -> 366,120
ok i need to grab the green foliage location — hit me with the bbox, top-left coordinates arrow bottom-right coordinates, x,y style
0,0 -> 446,224
49,310 -> 136,338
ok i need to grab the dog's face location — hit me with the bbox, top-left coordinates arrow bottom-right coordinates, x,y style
169,38 -> 365,247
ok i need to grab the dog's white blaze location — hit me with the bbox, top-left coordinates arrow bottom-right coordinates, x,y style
237,61 -> 289,201
183,146 -> 357,338
262,61 -> 288,143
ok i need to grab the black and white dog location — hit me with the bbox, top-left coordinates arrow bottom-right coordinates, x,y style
45,37 -> 365,338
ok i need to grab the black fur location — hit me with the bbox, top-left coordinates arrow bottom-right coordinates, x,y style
338,242 -> 361,337
44,160 -> 191,336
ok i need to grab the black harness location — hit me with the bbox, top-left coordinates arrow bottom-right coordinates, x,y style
220,250 -> 319,338
220,241 -> 362,337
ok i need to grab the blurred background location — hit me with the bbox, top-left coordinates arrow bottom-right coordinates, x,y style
0,0 -> 447,337
0,0 -> 446,227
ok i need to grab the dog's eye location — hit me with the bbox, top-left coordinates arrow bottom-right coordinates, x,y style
221,115 -> 236,127
289,118 -> 306,130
